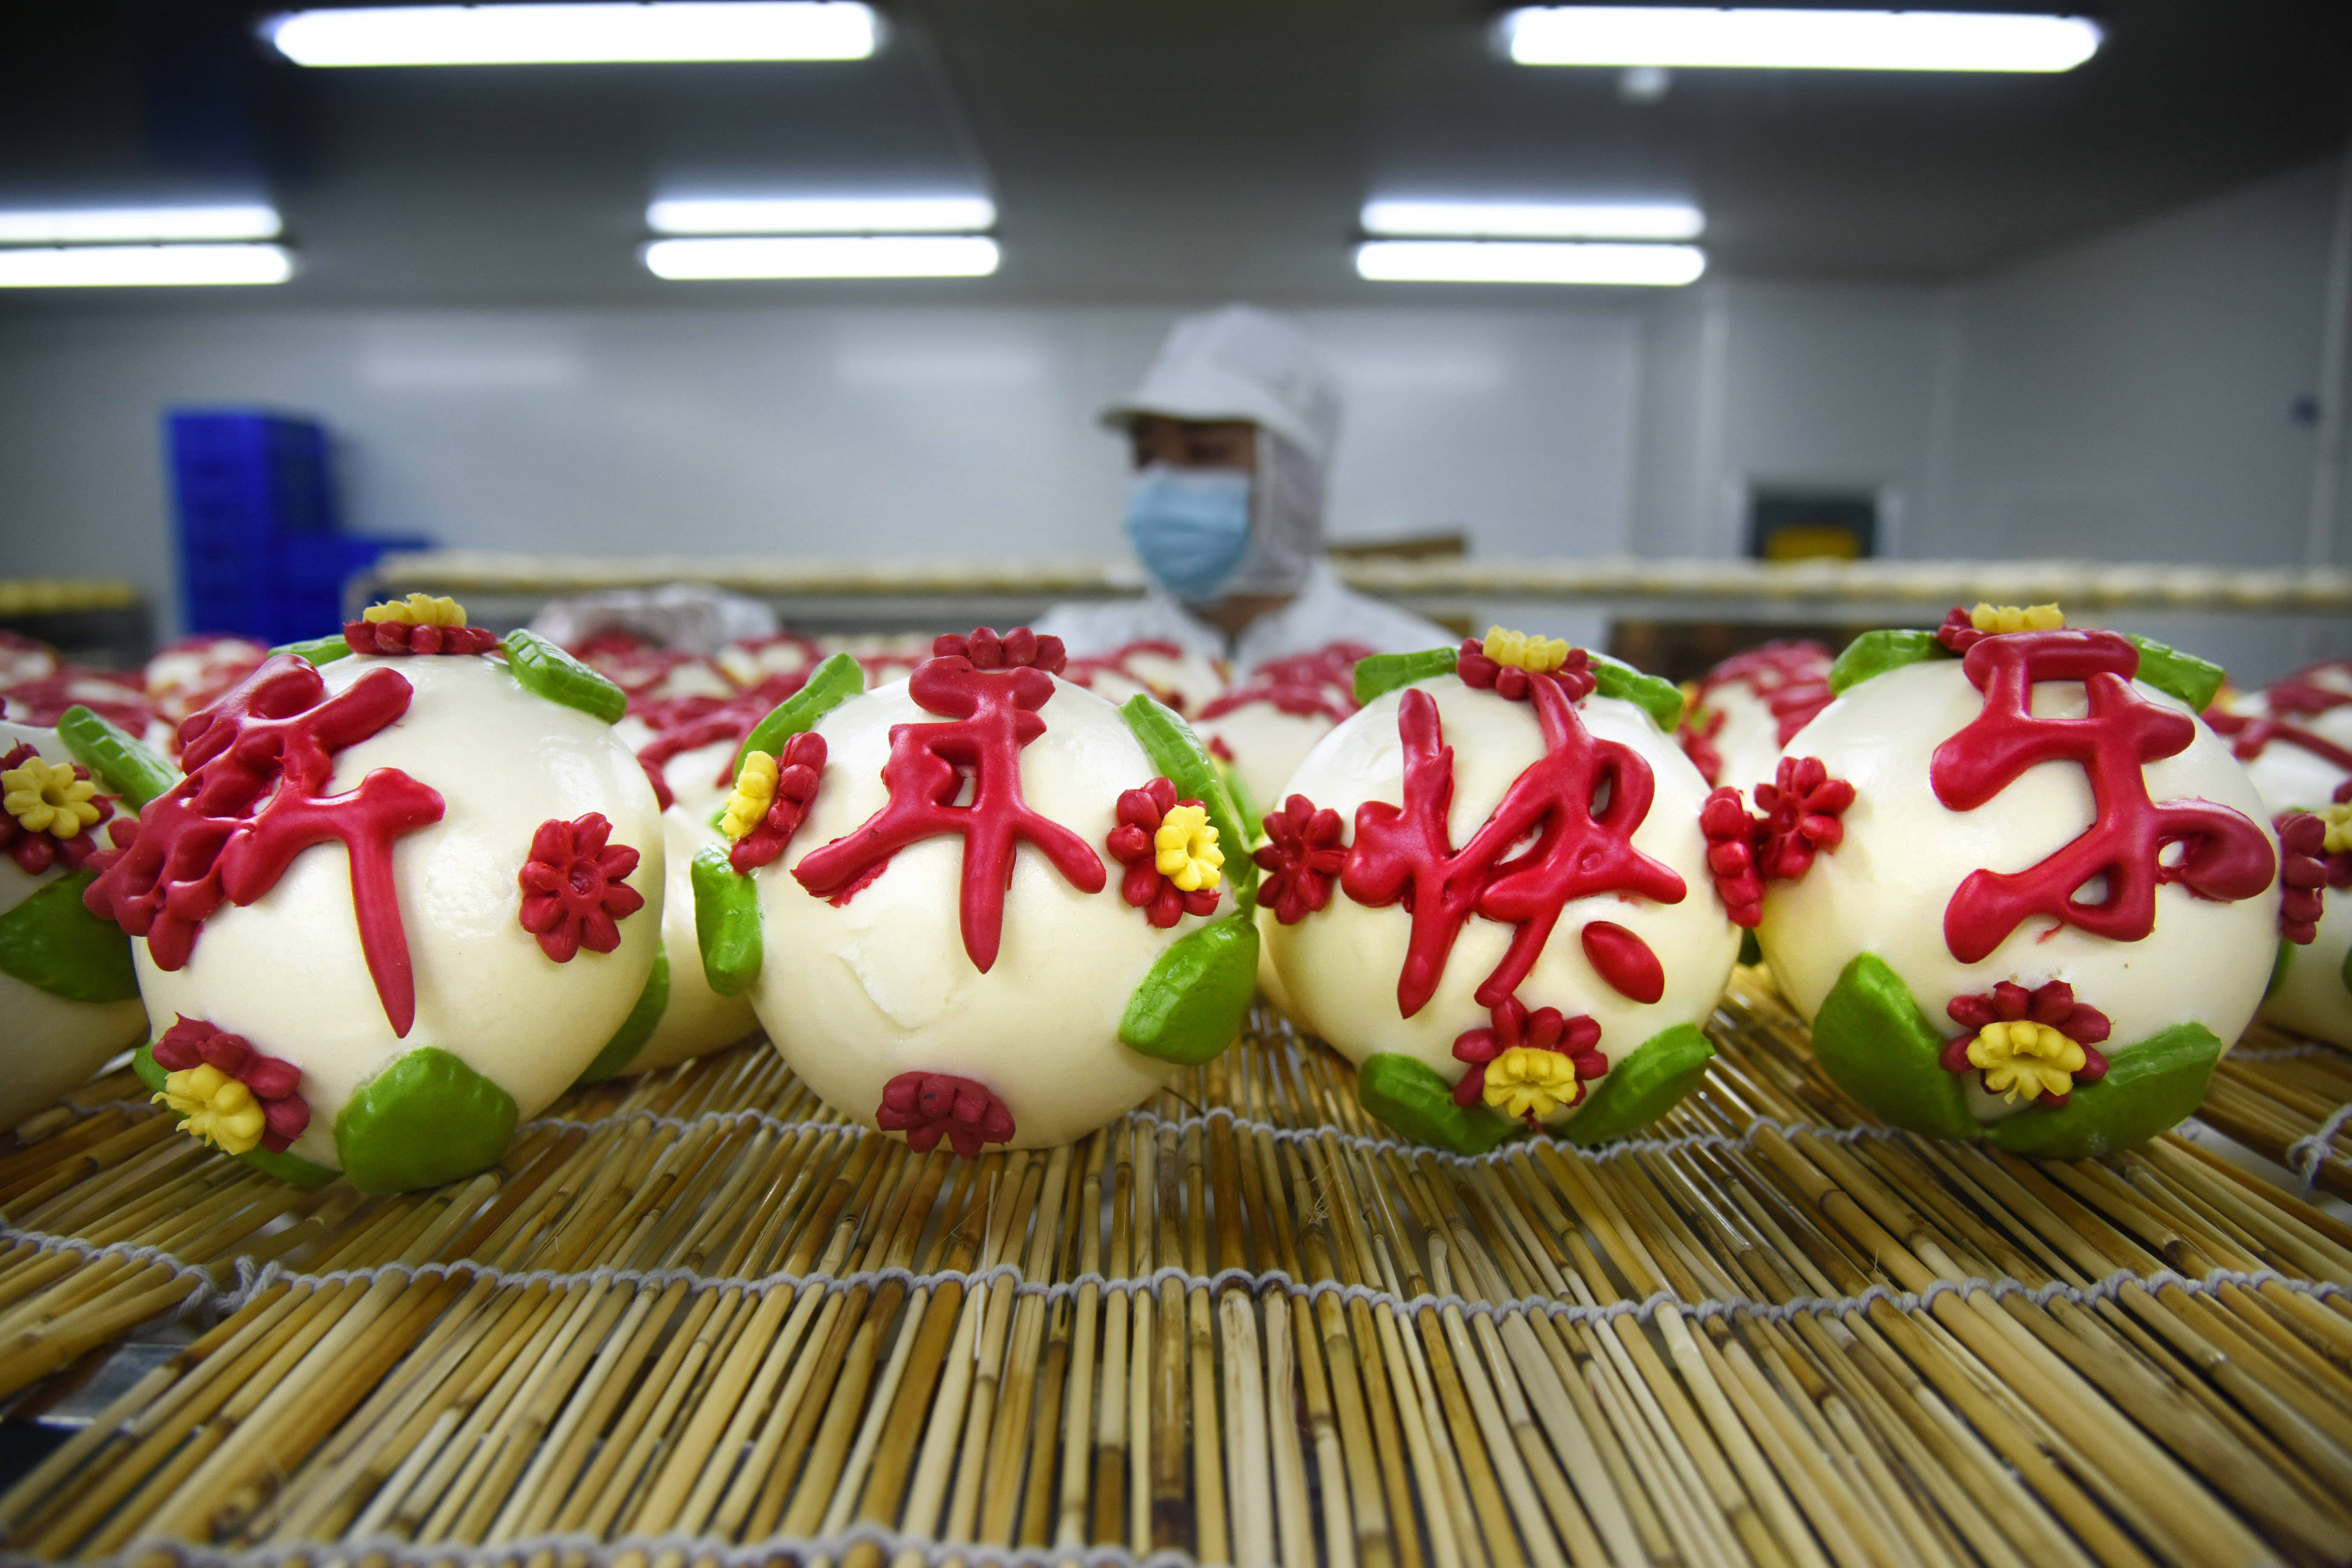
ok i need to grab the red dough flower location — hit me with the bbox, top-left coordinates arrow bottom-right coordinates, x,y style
876,1071 -> 1016,1159
1699,787 -> 1765,927
1106,776 -> 1221,928
728,732 -> 827,873
0,742 -> 113,876
517,813 -> 645,962
1752,756 -> 1856,880
1254,793 -> 1347,925
342,620 -> 501,657
1935,606 -> 1985,654
931,625 -> 1066,676
1939,980 -> 2111,1107
151,1015 -> 311,1152
2274,810 -> 2332,944
1450,995 -> 1607,1114
1456,638 -> 1597,703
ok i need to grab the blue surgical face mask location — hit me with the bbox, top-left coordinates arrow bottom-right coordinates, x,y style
1123,464 -> 1254,602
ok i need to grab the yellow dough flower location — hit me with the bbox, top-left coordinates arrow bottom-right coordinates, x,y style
1482,625 -> 1572,674
720,751 -> 779,841
1966,1020 -> 2086,1104
155,1064 -> 266,1155
362,592 -> 469,627
2,755 -> 101,839
1967,602 -> 2064,635
2318,802 -> 2352,856
1482,1046 -> 1582,1121
1154,803 -> 1223,892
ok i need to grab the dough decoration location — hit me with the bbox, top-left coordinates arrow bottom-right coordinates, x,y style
790,628 -> 1107,973
2207,660 -> 2352,775
1580,919 -> 1665,1004
722,731 -> 826,873
1937,981 -> 2110,1107
517,813 -> 646,962
1197,644 -> 1367,726
83,654 -> 445,1036
1450,996 -> 1606,1121
2275,811 -> 2336,943
1699,787 -> 1767,928
1254,794 -> 1346,923
1938,602 -> 2064,651
1108,777 -> 1223,927
1,743 -> 113,874
0,669 -> 155,737
875,1070 -> 1017,1158
1930,625 -> 2275,963
1343,667 -> 1686,1018
343,594 -> 502,657
1456,629 -> 1580,701
637,672 -> 809,796
1676,640 -> 1834,787
150,1015 -> 309,1153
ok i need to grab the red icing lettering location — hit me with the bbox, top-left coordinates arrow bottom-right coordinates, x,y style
1694,640 -> 1836,749
1581,920 -> 1665,1003
1342,674 -> 1686,1018
793,631 -> 1105,972
1199,643 -> 1369,724
1678,707 -> 1727,787
2206,664 -> 2352,775
84,655 -> 444,1035
1929,629 -> 2276,964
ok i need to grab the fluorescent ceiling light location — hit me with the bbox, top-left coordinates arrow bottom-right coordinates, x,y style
266,2 -> 878,66
1363,199 -> 1703,241
0,245 -> 294,288
1505,7 -> 2101,72
1356,240 -> 1705,287
647,196 -> 995,234
645,235 -> 1000,280
0,204 -> 282,245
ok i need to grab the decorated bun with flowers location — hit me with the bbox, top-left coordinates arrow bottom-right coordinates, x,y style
1194,643 -> 1369,817
2207,657 -> 2352,1048
1260,628 -> 1738,1154
86,597 -> 663,1191
1749,604 -> 2295,1157
696,627 -> 1259,1154
0,716 -> 155,1129
1676,640 -> 1834,792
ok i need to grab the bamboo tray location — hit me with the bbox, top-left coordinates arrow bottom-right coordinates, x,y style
3,968 -> 2351,1568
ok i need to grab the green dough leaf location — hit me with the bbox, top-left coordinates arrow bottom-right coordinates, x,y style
2124,635 -> 2226,715
1215,754 -> 1265,850
334,1046 -> 520,1193
691,842 -> 763,996
0,870 -> 140,1003
1119,912 -> 1258,1066
1986,1023 -> 2222,1160
2267,937 -> 2292,1001
1353,647 -> 1458,707
131,1043 -> 338,1189
1120,694 -> 1259,910
1810,953 -> 1979,1141
55,704 -> 176,812
576,949 -> 669,1084
1827,628 -> 1950,696
267,633 -> 355,666
1559,1023 -> 1715,1145
500,629 -> 628,724
736,654 -> 865,784
1588,652 -> 1686,732
1356,1053 -> 1515,1156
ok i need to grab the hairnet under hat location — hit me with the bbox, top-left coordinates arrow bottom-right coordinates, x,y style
1100,305 -> 1343,470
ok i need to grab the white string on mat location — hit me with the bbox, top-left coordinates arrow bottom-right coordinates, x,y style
210,1246 -> 2344,1332
0,1222 -> 221,1317
2284,1100 -> 2352,1192
2229,1041 -> 2347,1063
521,1105 -> 856,1141
81,1519 -> 1203,1568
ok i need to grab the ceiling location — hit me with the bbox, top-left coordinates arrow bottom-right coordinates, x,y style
3,0 -> 2349,308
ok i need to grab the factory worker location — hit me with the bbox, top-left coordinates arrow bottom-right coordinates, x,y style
1034,304 -> 1450,670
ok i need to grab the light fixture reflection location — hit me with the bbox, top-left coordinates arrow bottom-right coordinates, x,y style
644,235 -> 1000,280
1504,7 -> 2101,72
0,205 -> 282,244
265,2 -> 879,66
1355,240 -> 1704,287
647,196 -> 995,234
1362,199 -> 1703,241
0,245 -> 294,288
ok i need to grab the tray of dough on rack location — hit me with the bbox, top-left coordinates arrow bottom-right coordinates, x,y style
1,968 -> 2350,1568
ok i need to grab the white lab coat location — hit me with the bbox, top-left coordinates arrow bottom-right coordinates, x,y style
1034,559 -> 1453,673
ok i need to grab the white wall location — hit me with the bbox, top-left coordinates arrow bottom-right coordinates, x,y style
0,300 -> 1643,637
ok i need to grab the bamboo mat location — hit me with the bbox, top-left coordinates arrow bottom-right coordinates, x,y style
4,970 -> 2352,1568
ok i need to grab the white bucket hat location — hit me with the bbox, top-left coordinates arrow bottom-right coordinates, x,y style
1100,304 -> 1343,470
